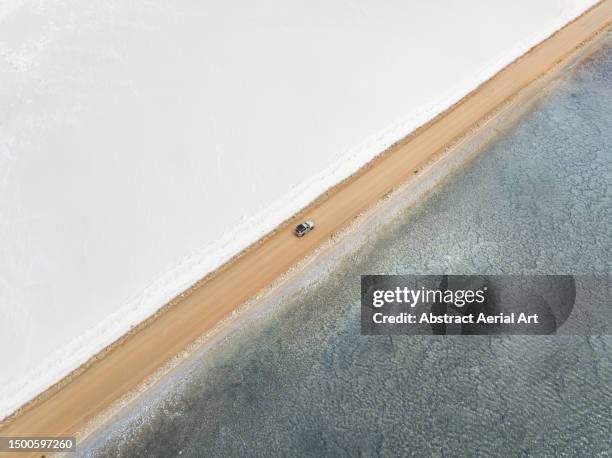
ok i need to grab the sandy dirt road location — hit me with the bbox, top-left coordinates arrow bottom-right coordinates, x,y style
1,0 -> 611,448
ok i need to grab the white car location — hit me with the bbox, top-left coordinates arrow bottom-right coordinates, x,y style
294,220 -> 315,237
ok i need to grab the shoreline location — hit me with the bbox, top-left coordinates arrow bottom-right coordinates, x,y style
79,28 -> 612,449
2,2 -> 595,423
1,0 -> 611,444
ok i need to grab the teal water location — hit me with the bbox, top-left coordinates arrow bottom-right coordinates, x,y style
82,40 -> 612,457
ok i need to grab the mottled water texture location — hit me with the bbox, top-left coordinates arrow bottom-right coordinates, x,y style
83,41 -> 612,457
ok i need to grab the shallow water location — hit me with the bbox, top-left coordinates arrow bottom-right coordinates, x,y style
82,41 -> 612,457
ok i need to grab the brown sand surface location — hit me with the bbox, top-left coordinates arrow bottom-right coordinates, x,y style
1,0 -> 610,449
